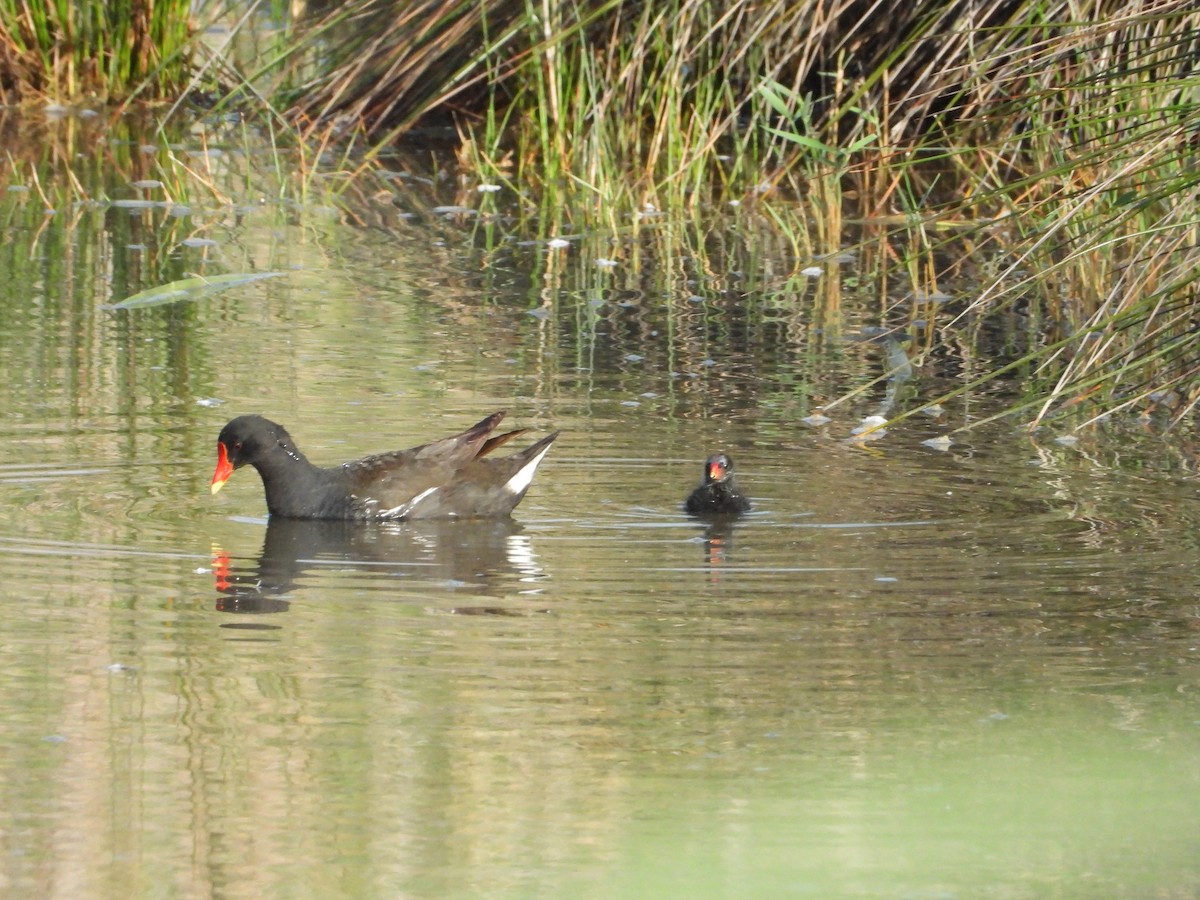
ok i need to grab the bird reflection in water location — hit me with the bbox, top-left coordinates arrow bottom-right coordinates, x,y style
695,517 -> 740,579
211,517 -> 544,615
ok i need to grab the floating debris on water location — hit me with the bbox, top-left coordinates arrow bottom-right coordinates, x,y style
913,289 -> 953,304
850,416 -> 888,441
111,199 -> 163,208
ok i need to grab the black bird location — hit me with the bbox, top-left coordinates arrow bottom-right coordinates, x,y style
210,412 -> 557,520
684,453 -> 751,516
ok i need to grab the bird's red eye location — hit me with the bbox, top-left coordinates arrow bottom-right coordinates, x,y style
234,441 -> 243,450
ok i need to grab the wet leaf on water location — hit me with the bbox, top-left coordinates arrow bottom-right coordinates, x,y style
104,271 -> 290,310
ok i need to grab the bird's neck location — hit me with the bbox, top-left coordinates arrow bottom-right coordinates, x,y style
253,452 -> 350,518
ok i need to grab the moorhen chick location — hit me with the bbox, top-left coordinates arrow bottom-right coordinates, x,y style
684,452 -> 751,516
210,411 -> 557,520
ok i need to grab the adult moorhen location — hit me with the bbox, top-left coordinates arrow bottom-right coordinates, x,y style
684,452 -> 751,516
210,411 -> 558,520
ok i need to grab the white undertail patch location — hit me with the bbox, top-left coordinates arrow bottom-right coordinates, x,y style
503,444 -> 553,496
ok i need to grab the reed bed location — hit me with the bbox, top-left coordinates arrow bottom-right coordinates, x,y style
3,0 -> 1198,427
0,0 -> 194,101
267,0 -> 1199,427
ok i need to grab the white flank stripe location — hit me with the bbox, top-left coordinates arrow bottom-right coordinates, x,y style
503,444 -> 552,496
379,486 -> 439,519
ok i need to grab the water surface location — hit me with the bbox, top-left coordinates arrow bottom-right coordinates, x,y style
0,113 -> 1197,898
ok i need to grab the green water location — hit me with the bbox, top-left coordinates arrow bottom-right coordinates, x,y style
0,111 -> 1197,898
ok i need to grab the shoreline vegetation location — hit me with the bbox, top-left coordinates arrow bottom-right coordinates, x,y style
1,0 -> 1197,430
